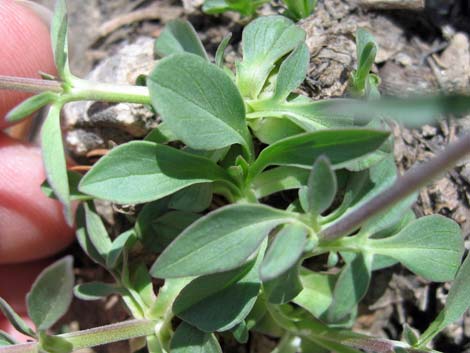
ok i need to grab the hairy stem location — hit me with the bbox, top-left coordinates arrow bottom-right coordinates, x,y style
58,319 -> 156,350
321,134 -> 470,240
0,75 -> 63,94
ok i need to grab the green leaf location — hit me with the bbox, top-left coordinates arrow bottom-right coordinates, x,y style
27,256 -> 74,330
147,53 -> 251,153
51,0 -> 70,79
0,331 -> 17,346
6,92 -> 57,123
215,33 -> 232,68
272,44 -> 309,102
79,141 -> 232,204
144,122 -> 178,144
250,117 -> 305,145
76,204 -> 106,266
41,171 -> 91,201
173,249 -> 264,332
419,252 -> 470,345
171,322 -> 222,353
151,204 -> 294,278
263,263 -> 303,304
293,269 -> 335,318
252,167 -> 309,198
237,16 -> 306,98
370,215 -> 464,282
39,332 -> 72,353
231,321 -> 249,343
318,95 -> 470,127
304,156 -> 337,216
351,28 -> 377,94
326,253 -> 372,324
130,264 -> 156,308
249,129 -> 390,178
284,0 -> 317,20
106,229 -> 137,269
41,104 -> 71,222
248,97 -> 355,131
155,20 -> 208,60
260,224 -> 308,281
0,298 -> 36,338
83,202 -> 112,260
73,282 -> 122,301
169,184 -> 213,213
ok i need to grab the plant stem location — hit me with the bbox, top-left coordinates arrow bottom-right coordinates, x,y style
0,343 -> 38,353
67,78 -> 151,105
0,75 -> 63,94
58,319 -> 156,350
321,134 -> 470,240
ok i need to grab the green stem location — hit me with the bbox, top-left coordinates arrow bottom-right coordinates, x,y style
65,78 -> 151,105
58,319 -> 156,350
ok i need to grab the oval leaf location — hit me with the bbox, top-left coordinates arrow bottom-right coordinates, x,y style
249,129 -> 390,178
79,141 -> 232,204
27,256 -> 74,330
305,156 -> 337,216
147,53 -> 251,152
74,282 -> 122,301
155,20 -> 208,60
260,224 -> 307,281
151,205 -> 294,278
370,215 -> 464,282
0,298 -> 36,338
6,92 -> 56,123
171,322 -> 222,353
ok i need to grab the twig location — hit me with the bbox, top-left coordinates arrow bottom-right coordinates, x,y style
0,75 -> 62,94
358,0 -> 424,10
321,134 -> 470,240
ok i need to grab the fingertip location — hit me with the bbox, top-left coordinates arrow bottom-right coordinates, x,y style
0,0 -> 56,128
0,133 -> 74,264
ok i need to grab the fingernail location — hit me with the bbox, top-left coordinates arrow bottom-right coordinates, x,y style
15,0 -> 53,28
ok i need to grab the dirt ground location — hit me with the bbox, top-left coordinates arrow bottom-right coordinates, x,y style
32,0 -> 470,352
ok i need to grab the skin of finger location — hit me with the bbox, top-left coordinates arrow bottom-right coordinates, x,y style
0,132 -> 75,264
0,0 -> 56,128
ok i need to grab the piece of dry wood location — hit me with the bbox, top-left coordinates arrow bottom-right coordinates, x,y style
358,0 -> 424,10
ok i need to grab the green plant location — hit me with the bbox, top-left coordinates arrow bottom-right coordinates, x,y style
1,2 -> 470,353
202,0 -> 317,21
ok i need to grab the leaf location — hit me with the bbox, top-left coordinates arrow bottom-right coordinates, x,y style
41,171 -> 91,201
41,104 -> 71,222
249,129 -> 390,178
252,167 -> 309,198
170,322 -> 222,353
83,202 -> 112,260
0,331 -> 16,346
283,0 -> 317,20
173,249 -> 264,332
130,264 -> 156,308
106,229 -> 137,269
27,256 -> 74,330
251,117 -> 305,145
50,0 -> 70,79
6,92 -> 56,123
147,53 -> 251,153
151,204 -> 294,278
169,184 -> 213,213
39,332 -> 72,353
237,16 -> 306,98
263,263 -> 303,304
304,156 -> 337,216
73,282 -> 122,301
419,252 -> 470,345
260,224 -> 308,281
155,20 -> 208,60
293,269 -> 335,318
215,33 -> 232,68
231,321 -> 249,344
316,95 -> 470,127
351,28 -> 378,93
272,44 -> 309,102
370,215 -> 464,282
79,141 -> 232,204
0,298 -> 36,338
326,253 -> 372,323
76,205 -> 106,266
